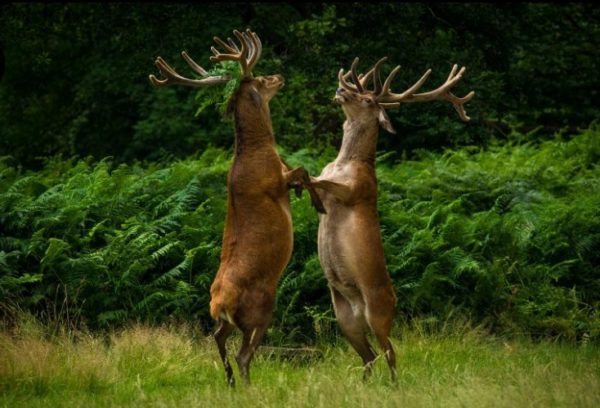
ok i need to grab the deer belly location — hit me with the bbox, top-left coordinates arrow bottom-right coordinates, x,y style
242,201 -> 293,277
318,213 -> 364,302
271,201 -> 293,268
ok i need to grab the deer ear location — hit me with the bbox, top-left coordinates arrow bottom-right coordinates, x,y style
378,108 -> 396,134
250,86 -> 262,107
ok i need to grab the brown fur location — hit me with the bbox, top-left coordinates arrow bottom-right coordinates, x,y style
311,56 -> 473,382
311,88 -> 398,382
209,76 -> 324,386
150,33 -> 324,385
210,78 -> 293,321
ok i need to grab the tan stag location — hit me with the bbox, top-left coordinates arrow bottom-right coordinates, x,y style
311,57 -> 474,382
149,29 -> 324,386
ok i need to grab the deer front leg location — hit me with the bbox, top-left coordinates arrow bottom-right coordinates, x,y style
280,160 -> 304,197
284,167 -> 326,214
310,177 -> 354,204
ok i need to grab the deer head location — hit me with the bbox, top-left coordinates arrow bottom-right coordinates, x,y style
335,57 -> 475,134
149,29 -> 284,111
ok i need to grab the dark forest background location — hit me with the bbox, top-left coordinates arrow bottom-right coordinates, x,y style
1,3 -> 599,343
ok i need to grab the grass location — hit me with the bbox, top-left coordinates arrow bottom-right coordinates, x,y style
0,318 -> 598,407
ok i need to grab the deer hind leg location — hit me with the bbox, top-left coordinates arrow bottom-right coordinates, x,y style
330,286 -> 377,380
235,323 -> 268,385
365,290 -> 397,383
214,319 -> 236,386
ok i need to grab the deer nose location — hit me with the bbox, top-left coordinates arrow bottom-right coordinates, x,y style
336,88 -> 345,95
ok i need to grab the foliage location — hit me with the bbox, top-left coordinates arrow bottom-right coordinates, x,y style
0,148 -> 230,331
1,4 -> 599,168
193,60 -> 242,117
1,127 -> 599,341
0,3 -> 597,348
377,126 -> 600,340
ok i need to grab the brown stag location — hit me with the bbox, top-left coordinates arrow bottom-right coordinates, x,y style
311,57 -> 474,382
149,29 -> 324,386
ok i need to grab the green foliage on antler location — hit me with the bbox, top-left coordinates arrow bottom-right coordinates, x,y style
194,61 -> 242,117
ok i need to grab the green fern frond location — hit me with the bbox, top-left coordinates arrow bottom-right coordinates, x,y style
194,60 -> 241,117
150,242 -> 180,264
152,256 -> 191,287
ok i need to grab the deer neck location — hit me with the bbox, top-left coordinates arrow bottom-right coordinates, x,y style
233,101 -> 276,155
337,117 -> 379,165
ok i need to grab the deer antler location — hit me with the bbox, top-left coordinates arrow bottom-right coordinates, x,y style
149,51 -> 231,88
339,57 -> 475,122
338,57 -> 368,93
148,28 -> 263,88
210,29 -> 262,78
375,63 -> 475,122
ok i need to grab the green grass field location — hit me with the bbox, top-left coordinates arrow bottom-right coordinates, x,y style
1,319 -> 598,407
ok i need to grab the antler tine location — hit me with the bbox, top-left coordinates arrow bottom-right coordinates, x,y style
401,68 -> 431,95
233,29 -> 252,76
247,30 -> 262,73
149,55 -> 230,88
377,63 -> 474,122
338,68 -> 359,93
380,65 -> 402,96
358,68 -> 374,89
376,68 -> 432,104
411,65 -> 466,100
149,57 -> 177,87
446,64 -> 459,82
227,37 -> 240,52
371,57 -> 388,94
213,36 -> 238,54
181,51 -> 209,76
350,57 -> 363,93
241,30 -> 257,72
210,29 -> 249,77
445,90 -> 475,121
337,57 -> 366,93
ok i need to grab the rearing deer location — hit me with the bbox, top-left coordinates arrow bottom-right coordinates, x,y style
149,29 -> 324,386
311,57 -> 474,382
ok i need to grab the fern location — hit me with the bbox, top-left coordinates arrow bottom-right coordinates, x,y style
1,127 -> 599,340
194,61 -> 242,117
152,255 -> 191,287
